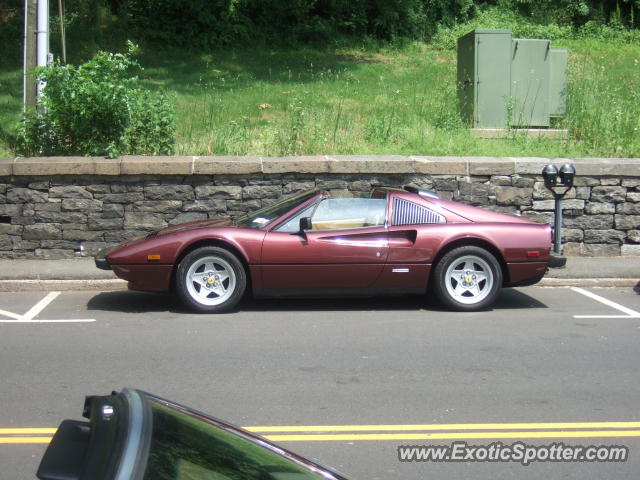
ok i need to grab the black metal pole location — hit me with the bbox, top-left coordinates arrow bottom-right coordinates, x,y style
554,194 -> 562,254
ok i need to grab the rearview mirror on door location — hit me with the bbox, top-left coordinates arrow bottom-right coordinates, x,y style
299,217 -> 312,231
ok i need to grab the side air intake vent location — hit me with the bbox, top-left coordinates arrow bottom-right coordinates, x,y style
392,198 -> 445,226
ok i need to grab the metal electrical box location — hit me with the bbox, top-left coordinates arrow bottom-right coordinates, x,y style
511,39 -> 550,127
549,48 -> 568,117
457,29 -> 567,129
457,29 -> 512,129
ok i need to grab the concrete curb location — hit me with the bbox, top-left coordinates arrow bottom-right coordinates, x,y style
0,279 -> 127,292
539,278 -> 639,287
0,278 -> 637,292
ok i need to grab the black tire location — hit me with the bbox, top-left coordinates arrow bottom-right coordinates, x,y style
432,245 -> 502,312
175,246 -> 246,313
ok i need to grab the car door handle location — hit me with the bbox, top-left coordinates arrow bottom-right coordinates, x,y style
388,230 -> 417,246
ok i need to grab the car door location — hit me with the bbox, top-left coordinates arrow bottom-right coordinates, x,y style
371,193 -> 449,291
260,197 -> 389,291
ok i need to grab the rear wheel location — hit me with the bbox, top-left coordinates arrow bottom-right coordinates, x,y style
432,246 -> 502,311
175,247 -> 246,313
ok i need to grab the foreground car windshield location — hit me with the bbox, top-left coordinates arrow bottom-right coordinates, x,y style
236,190 -> 319,229
145,395 -> 329,479
37,389 -> 348,480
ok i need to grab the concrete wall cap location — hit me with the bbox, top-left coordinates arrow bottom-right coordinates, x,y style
411,156 -> 468,175
572,158 -> 640,176
262,155 -> 329,174
1,155 -> 639,177
120,155 -> 192,175
0,157 -> 15,176
13,157 -> 120,175
193,156 -> 262,175
512,157 -> 555,174
468,157 -> 515,175
326,155 -> 413,173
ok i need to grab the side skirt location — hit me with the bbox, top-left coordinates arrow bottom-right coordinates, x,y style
253,286 -> 426,298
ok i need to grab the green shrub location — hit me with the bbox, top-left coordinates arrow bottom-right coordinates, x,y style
119,0 -> 476,45
17,42 -> 175,157
123,0 -> 250,47
430,5 -> 640,50
0,1 -> 22,63
431,7 -> 574,50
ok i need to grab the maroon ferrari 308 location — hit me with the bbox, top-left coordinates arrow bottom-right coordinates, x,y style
96,187 -> 565,312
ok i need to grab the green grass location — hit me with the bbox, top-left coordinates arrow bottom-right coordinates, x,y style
0,62 -> 22,157
1,36 -> 639,158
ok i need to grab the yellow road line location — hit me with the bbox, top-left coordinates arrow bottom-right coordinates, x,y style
5,422 -> 640,436
0,428 -> 57,435
246,421 -> 640,433
4,422 -> 640,445
0,437 -> 52,444
264,430 -> 640,442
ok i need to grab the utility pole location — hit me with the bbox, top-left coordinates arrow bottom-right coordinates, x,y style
23,0 -> 37,109
36,0 -> 49,98
57,0 -> 65,64
24,0 -> 50,109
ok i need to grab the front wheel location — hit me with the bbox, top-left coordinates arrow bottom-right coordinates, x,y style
175,247 -> 246,313
432,246 -> 502,312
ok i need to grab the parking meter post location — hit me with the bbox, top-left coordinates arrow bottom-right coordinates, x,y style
554,194 -> 562,254
542,163 -> 573,268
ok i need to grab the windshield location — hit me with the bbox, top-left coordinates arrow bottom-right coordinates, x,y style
143,396 -> 336,480
235,190 -> 320,229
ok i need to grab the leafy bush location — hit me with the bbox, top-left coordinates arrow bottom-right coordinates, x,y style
432,7 -> 574,50
118,0 -> 476,45
494,0 -> 640,27
17,42 -> 175,157
19,0 -> 638,50
0,1 -> 22,63
123,0 -> 251,47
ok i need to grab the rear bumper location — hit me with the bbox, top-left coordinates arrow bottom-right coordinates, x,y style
506,261 -> 548,287
548,253 -> 567,269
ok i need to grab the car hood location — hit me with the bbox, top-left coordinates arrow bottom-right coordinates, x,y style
147,217 -> 235,238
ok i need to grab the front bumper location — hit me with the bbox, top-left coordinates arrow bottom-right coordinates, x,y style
548,253 -> 567,269
95,257 -> 111,270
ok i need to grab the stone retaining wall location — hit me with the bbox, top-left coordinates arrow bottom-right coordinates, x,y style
1,155 -> 639,258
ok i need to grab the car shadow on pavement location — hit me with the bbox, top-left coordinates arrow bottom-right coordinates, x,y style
243,288 -> 546,312
86,288 -> 546,315
87,291 -> 189,314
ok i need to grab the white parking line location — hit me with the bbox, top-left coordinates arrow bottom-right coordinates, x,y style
0,292 -> 96,324
0,308 -> 22,320
572,287 -> 640,319
0,319 -> 96,323
21,292 -> 60,320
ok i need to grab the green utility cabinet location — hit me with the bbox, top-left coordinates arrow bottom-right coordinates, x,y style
549,48 -> 568,117
457,29 -> 567,129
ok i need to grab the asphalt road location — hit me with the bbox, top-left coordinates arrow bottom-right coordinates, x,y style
1,285 -> 640,480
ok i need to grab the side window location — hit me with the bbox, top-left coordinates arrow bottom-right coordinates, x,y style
274,204 -> 316,233
311,198 -> 386,231
392,198 -> 445,226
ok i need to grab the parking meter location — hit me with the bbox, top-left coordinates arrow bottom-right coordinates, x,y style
542,164 -> 559,189
559,163 -> 576,188
542,163 -> 575,259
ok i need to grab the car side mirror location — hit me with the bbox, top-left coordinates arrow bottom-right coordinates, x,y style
299,217 -> 312,231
